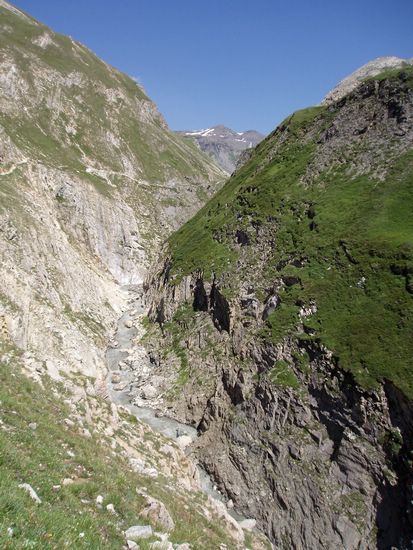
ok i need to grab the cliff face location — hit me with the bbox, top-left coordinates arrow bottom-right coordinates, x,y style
144,68 -> 413,549
0,0 -> 224,384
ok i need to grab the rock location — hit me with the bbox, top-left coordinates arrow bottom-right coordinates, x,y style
28,422 -> 37,430
124,320 -> 134,329
130,457 -> 159,478
111,373 -> 121,384
18,483 -> 41,504
176,435 -> 192,449
125,525 -> 153,541
62,478 -> 73,486
64,418 -> 75,428
52,485 -> 61,492
140,384 -> 158,400
175,545 -> 191,550
149,542 -> 173,550
238,518 -> 256,531
126,541 -> 140,550
140,496 -> 175,531
106,503 -> 116,514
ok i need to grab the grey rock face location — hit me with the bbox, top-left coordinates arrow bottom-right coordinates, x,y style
176,125 -> 264,173
322,55 -> 413,105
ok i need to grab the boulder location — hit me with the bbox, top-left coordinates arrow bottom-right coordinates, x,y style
18,483 -> 41,504
140,496 -> 175,531
125,525 -> 153,541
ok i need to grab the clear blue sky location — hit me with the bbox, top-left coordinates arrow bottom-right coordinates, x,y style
12,0 -> 413,134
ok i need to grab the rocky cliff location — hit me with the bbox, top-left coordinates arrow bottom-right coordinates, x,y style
144,66 -> 413,549
0,0 -> 225,385
176,126 -> 264,173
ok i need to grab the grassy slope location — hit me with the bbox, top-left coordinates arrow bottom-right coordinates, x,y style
0,5 -> 223,196
0,339 -> 245,550
167,71 -> 413,398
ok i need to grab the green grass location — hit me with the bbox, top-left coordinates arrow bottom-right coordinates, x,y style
0,340 -> 249,549
166,69 -> 413,398
268,361 -> 300,389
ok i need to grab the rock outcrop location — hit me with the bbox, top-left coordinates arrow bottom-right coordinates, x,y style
322,55 -> 413,105
144,66 -> 413,549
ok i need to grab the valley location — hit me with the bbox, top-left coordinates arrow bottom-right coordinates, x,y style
0,1 -> 412,549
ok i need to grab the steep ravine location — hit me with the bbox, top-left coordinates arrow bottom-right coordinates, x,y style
143,267 -> 413,550
104,285 -> 254,527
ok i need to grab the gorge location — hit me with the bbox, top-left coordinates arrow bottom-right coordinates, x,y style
0,1 -> 413,549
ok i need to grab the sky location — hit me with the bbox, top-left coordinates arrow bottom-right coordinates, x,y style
12,0 -> 413,134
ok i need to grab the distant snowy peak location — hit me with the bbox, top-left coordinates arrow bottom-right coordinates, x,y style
322,56 -> 413,105
182,125 -> 260,140
184,128 -> 216,137
176,125 -> 264,173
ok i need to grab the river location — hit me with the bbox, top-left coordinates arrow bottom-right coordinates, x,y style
105,284 -> 243,518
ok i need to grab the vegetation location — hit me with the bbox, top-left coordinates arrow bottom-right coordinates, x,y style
268,361 -> 300,389
0,339 -> 244,549
167,70 -> 413,398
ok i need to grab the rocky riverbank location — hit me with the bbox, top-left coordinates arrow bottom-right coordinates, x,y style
104,284 -> 261,542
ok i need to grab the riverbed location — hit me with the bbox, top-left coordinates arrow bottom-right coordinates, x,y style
105,284 -> 241,516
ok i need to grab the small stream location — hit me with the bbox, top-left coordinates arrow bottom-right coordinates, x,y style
105,285 -> 242,518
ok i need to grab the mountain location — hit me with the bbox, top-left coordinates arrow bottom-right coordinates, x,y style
0,0 -> 226,380
176,125 -> 264,173
0,2 -> 272,549
322,55 -> 413,104
145,63 -> 413,548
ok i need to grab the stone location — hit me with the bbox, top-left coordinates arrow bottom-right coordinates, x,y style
106,503 -> 116,514
124,320 -> 133,329
176,435 -> 192,449
126,541 -> 140,550
238,518 -> 256,530
140,384 -> 157,400
18,483 -> 41,504
149,542 -> 173,550
130,457 -> 159,478
175,545 -> 191,550
140,496 -> 175,531
125,525 -> 153,541
28,422 -> 37,430
62,478 -> 73,486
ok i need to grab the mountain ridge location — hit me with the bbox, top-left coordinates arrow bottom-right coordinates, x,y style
322,55 -> 413,104
176,124 -> 264,173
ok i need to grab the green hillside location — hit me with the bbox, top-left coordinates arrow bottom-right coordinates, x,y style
166,68 -> 413,397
